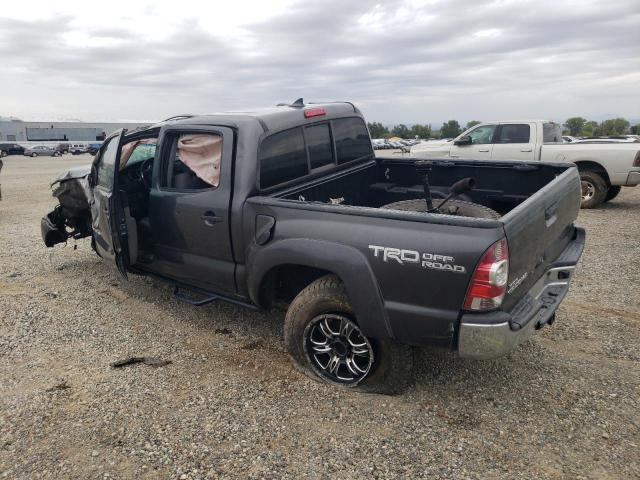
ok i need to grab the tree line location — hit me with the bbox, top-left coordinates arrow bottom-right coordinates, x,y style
562,117 -> 636,137
368,117 -> 638,140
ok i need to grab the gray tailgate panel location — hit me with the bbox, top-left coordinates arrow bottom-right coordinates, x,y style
500,167 -> 581,310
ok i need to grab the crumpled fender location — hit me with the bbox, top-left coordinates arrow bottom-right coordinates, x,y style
51,165 -> 92,213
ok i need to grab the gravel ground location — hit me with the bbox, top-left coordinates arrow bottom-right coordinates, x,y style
1,155 -> 639,479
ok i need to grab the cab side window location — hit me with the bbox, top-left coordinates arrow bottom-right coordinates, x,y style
163,133 -> 222,190
468,125 -> 496,144
497,124 -> 530,144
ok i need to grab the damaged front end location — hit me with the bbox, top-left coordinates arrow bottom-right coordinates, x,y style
41,166 -> 93,247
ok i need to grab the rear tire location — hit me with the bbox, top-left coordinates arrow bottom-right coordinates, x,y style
579,171 -> 607,209
0,150 -> 7,157
381,198 -> 500,219
604,185 -> 621,203
31,152 -> 37,157
284,275 -> 413,394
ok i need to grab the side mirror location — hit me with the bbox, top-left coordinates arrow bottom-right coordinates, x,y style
454,135 -> 472,146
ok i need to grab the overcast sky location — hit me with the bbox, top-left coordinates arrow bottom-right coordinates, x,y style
1,0 -> 638,125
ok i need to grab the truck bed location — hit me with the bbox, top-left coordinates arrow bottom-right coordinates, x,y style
273,157 -> 573,216
246,157 -> 581,344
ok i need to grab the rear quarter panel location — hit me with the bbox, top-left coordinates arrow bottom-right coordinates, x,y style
242,199 -> 504,348
541,143 -> 640,185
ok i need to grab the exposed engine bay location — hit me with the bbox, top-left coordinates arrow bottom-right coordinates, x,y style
41,167 -> 93,247
41,148 -> 156,249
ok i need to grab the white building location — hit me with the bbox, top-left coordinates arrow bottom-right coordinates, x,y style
0,118 -> 153,145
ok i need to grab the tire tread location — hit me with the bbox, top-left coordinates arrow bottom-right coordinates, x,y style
284,275 -> 413,395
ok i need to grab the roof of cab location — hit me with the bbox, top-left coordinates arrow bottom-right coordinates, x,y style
145,100 -> 360,135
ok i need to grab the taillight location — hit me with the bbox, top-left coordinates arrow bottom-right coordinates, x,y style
304,107 -> 326,118
633,151 -> 640,167
463,238 -> 509,311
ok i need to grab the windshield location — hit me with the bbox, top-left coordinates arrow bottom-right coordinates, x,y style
128,144 -> 156,165
119,139 -> 157,170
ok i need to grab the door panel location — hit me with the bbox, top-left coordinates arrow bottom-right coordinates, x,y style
147,126 -> 235,294
491,123 -> 536,161
90,130 -> 125,266
450,124 -> 496,159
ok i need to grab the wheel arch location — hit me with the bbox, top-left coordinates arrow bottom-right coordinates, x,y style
574,160 -> 611,186
247,238 -> 392,339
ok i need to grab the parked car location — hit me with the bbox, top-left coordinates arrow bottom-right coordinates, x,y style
87,142 -> 103,155
41,101 -> 584,393
24,146 -> 61,157
55,143 -> 70,154
0,143 -> 25,156
411,120 -> 640,208
69,144 -> 88,155
371,139 -> 387,150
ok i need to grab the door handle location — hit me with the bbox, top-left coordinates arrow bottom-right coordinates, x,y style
478,149 -> 490,152
520,148 -> 532,152
201,211 -> 222,227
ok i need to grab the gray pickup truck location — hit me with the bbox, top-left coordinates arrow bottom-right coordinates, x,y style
41,100 -> 585,393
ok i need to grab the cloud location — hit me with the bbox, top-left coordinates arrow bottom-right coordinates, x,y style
0,0 -> 638,124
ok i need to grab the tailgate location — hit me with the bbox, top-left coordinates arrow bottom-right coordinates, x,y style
500,167 -> 581,310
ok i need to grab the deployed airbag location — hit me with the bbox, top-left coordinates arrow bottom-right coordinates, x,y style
177,134 -> 222,187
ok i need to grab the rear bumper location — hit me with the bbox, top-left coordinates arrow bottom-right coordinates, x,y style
457,227 -> 585,360
626,171 -> 640,186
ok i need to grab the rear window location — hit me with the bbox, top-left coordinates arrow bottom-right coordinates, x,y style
543,122 -> 563,143
333,117 -> 373,164
259,128 -> 308,189
305,123 -> 334,169
497,124 -> 530,144
258,116 -> 372,189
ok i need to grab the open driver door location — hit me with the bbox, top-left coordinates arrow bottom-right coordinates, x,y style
89,129 -> 137,279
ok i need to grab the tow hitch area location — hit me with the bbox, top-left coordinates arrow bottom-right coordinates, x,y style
536,312 -> 556,330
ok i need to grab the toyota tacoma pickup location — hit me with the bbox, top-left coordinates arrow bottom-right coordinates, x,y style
411,120 -> 640,208
41,101 -> 585,393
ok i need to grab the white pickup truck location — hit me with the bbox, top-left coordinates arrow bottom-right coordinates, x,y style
410,120 -> 640,208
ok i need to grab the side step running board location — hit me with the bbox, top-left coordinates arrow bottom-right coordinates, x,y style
173,284 -> 260,311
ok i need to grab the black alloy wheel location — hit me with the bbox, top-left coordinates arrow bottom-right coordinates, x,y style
304,313 -> 374,385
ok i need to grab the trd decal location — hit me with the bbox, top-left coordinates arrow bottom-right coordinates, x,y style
368,245 -> 466,273
507,272 -> 529,294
